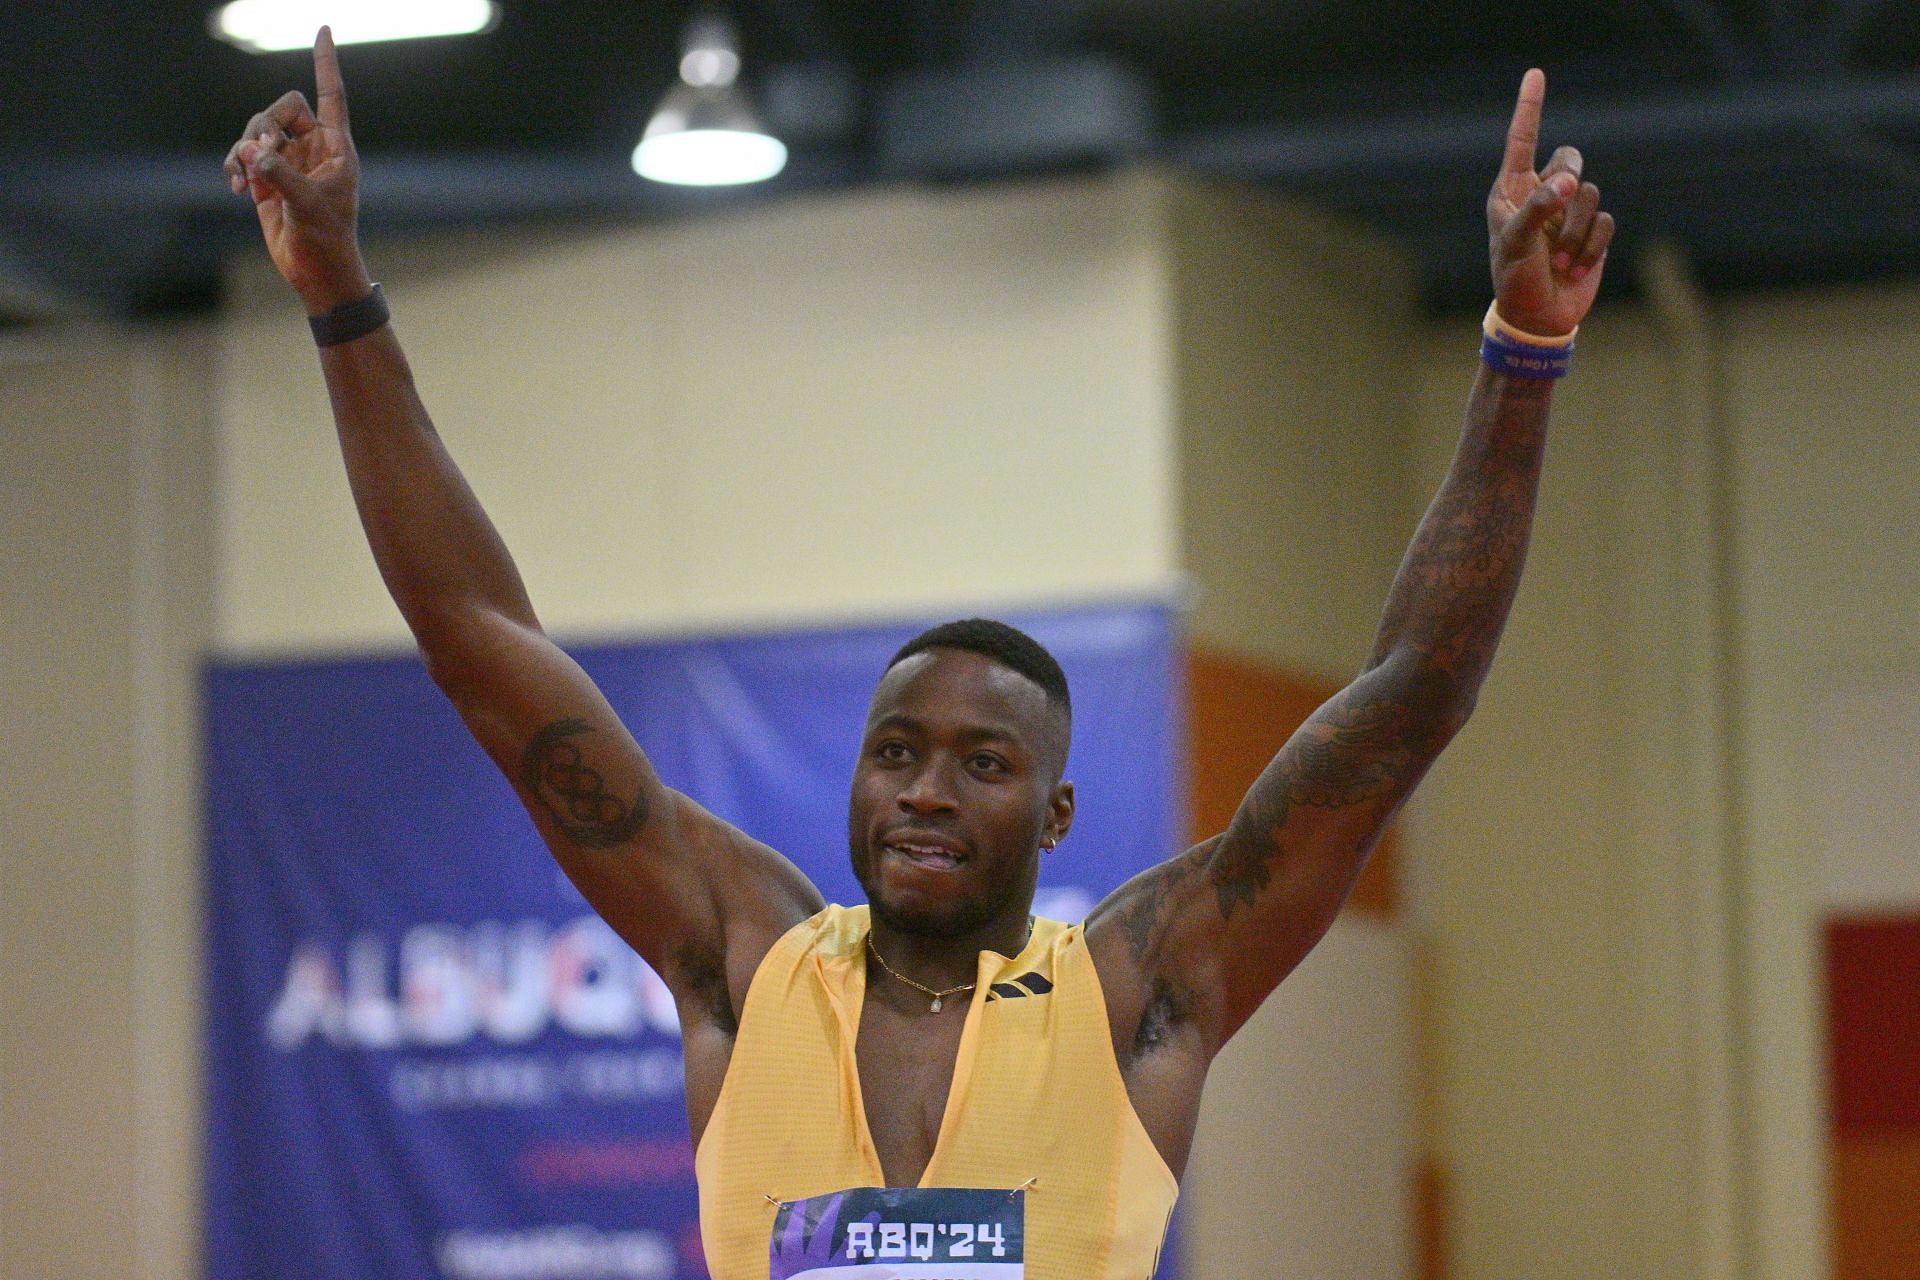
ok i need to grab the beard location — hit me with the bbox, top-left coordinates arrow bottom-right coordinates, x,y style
863,876 -> 1002,939
850,840 -> 1036,940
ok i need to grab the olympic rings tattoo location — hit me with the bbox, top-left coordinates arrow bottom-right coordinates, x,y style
520,717 -> 649,848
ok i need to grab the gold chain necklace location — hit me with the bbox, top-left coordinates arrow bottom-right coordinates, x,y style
866,936 -> 972,1013
865,920 -> 1034,1014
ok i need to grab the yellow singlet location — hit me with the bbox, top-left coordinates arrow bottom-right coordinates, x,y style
696,905 -> 1179,1279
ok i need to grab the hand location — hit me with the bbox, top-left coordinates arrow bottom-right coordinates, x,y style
1486,69 -> 1616,338
223,27 -> 370,313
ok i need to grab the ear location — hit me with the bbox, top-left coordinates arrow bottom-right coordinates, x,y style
1041,780 -> 1074,850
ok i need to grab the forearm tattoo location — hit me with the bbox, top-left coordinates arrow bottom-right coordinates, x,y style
1208,374 -> 1552,924
1373,375 -> 1550,686
1207,689 -> 1423,919
519,718 -> 649,848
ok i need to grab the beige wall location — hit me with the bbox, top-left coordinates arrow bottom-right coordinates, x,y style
218,175 -> 1181,654
1812,678 -> 1920,913
1407,276 -> 1920,1278
1166,180 -> 1425,1279
1,329 -> 214,1280
1166,180 -> 1413,680
1408,306 -> 1749,1278
1723,283 -> 1920,1277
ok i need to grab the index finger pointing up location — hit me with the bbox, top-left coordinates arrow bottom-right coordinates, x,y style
314,26 -> 349,131
1501,68 -> 1546,179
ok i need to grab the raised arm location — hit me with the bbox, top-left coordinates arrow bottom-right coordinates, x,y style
223,31 -> 823,1034
1089,70 -> 1616,1058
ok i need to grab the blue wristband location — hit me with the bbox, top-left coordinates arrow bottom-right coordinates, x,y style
1480,331 -> 1573,379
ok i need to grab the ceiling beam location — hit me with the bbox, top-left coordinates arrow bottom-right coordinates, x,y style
8,68 -> 1920,319
11,72 -> 1920,222
0,152 -> 862,219
1174,71 -> 1920,177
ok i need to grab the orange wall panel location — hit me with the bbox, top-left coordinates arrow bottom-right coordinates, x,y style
1183,646 -> 1399,918
1832,1132 -> 1920,1280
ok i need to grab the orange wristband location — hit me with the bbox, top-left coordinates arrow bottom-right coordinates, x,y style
1483,301 -> 1575,348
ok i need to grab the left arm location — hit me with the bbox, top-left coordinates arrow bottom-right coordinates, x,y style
1088,68 -> 1617,1059
1124,364 -> 1553,1051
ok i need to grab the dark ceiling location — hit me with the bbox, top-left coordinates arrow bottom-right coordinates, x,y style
3,0 -> 1918,323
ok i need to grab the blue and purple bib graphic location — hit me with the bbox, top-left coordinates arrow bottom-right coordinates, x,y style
770,1187 -> 1024,1280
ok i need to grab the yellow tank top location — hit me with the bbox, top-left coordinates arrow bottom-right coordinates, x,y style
695,905 -> 1179,1279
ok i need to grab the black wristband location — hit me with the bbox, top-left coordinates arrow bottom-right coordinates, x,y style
308,283 -> 389,347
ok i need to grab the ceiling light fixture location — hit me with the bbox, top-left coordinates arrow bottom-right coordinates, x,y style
633,13 -> 787,187
209,0 -> 500,53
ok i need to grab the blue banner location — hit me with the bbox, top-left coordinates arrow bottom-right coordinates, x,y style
204,603 -> 1180,1280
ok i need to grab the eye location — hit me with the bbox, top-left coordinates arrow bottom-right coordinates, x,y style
875,740 -> 912,764
969,752 -> 1008,774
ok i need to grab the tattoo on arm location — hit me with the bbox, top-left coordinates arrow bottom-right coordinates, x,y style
1108,847 -> 1209,1058
1373,374 -> 1551,686
520,717 -> 649,848
1207,375 -> 1554,925
1131,975 -> 1193,1057
1207,689 -> 1422,919
1117,842 -> 1213,966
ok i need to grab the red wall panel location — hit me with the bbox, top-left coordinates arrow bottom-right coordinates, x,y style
1827,916 -> 1920,1135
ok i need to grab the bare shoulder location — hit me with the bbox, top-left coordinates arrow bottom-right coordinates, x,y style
1084,837 -> 1226,1046
1081,840 -> 1224,1180
675,793 -> 825,1018
675,806 -> 823,1151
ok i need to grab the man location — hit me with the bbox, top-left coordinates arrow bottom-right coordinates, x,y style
226,30 -> 1612,1278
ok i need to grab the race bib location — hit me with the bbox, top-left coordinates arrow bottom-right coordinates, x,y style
768,1186 -> 1025,1279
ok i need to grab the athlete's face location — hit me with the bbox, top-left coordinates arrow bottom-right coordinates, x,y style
849,648 -> 1073,939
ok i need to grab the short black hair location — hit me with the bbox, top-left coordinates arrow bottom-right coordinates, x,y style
886,618 -> 1071,719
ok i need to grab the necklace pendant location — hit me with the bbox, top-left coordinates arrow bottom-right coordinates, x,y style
930,996 -> 943,1013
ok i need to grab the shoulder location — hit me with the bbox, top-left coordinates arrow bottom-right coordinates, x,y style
1083,840 -> 1229,1063
1079,877 -> 1218,1180
803,902 -> 866,957
729,901 -> 855,990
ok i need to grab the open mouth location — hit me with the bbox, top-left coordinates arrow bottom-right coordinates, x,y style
883,837 -> 967,871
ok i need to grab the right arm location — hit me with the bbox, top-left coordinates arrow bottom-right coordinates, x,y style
224,30 -> 824,1038
315,326 -> 824,1010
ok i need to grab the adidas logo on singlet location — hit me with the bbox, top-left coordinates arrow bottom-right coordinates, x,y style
984,971 -> 1054,1001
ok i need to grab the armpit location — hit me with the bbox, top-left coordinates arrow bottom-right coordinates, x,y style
1130,974 -> 1196,1060
674,941 -> 738,1037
